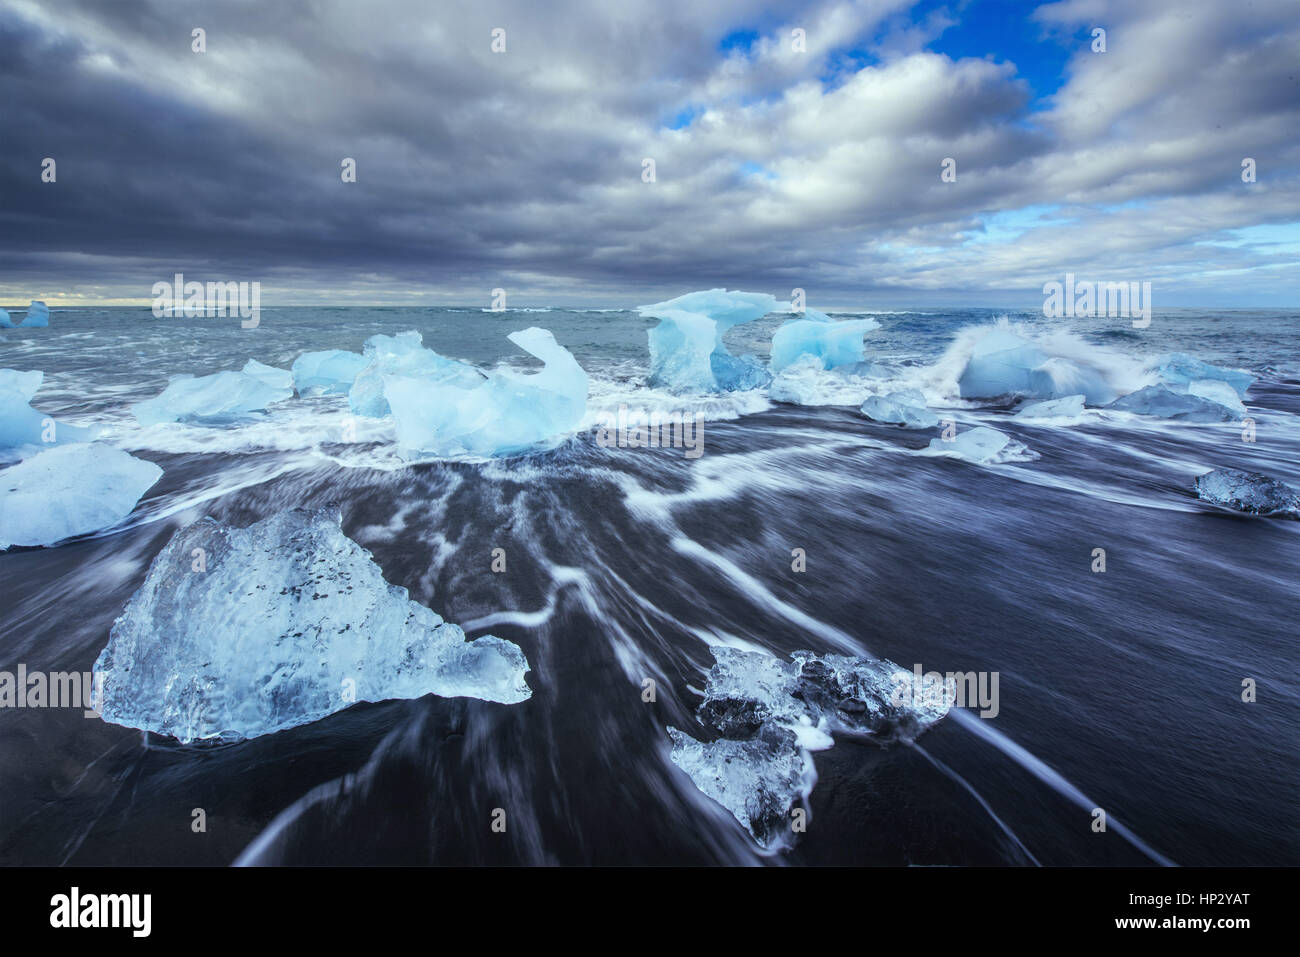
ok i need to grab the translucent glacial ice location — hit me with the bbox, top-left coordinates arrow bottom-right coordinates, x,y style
957,326 -> 1121,405
2,301 -> 50,328
240,358 -> 294,392
348,330 -> 484,418
638,289 -> 778,392
1153,353 -> 1254,397
1194,468 -> 1299,517
92,508 -> 533,743
132,368 -> 294,425
0,444 -> 162,549
769,311 -> 880,372
1106,385 -> 1238,422
1014,394 -> 1086,420
291,349 -> 369,394
860,389 -> 939,428
0,369 -> 99,449
926,426 -> 1013,463
383,326 -> 587,457
668,646 -> 947,848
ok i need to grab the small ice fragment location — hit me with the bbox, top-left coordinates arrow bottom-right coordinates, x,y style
926,426 -> 1011,463
1193,468 -> 1299,517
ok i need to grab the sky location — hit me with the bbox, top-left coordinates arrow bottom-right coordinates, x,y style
1,0 -> 1297,309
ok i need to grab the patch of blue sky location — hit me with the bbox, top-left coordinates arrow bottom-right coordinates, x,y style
911,0 -> 1086,104
1199,223 -> 1300,252
963,204 -> 1073,245
738,161 -> 778,181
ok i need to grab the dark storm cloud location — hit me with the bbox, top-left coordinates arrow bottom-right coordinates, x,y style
1,0 -> 1297,306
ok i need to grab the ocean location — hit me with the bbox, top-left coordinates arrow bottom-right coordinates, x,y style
1,304 -> 1296,865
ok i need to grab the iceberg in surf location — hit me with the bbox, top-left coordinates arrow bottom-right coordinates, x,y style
240,358 -> 294,392
860,389 -> 939,428
957,325 -> 1122,405
926,426 -> 1015,463
1194,469 -> 1299,517
92,508 -> 533,743
1107,385 -> 1238,422
0,444 -> 162,549
291,349 -> 369,394
769,310 -> 880,372
18,301 -> 49,328
668,646 -> 946,848
132,367 -> 294,425
1153,354 -> 1253,398
638,289 -> 777,392
384,327 -> 587,457
1015,394 -> 1086,420
348,330 -> 484,418
0,369 -> 99,449
0,302 -> 49,328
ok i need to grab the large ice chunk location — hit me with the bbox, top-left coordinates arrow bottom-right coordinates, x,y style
92,508 -> 533,742
668,646 -> 946,847
0,309 -> 10,328
1107,385 -> 1238,422
639,289 -> 778,392
860,389 -> 939,428
1194,468 -> 1299,517
384,326 -> 587,457
1153,353 -> 1253,397
769,312 -> 880,372
0,368 -> 99,449
0,444 -> 162,548
348,330 -> 484,418
132,368 -> 294,426
291,349 -> 369,394
19,301 -> 49,328
957,325 -> 1120,404
240,359 -> 294,392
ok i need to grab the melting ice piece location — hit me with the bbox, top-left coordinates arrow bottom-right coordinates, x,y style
241,359 -> 294,392
1153,353 -> 1253,398
860,389 -> 939,428
0,444 -> 162,548
93,508 -> 533,743
0,368 -> 99,449
0,309 -> 10,328
291,349 -> 369,394
348,330 -> 484,418
668,646 -> 946,848
957,326 -> 1119,404
1194,468 -> 1299,517
1186,379 -> 1247,417
927,426 -> 1012,463
19,301 -> 49,328
1014,394 -> 1086,420
384,326 -> 587,457
769,312 -> 880,372
1107,385 -> 1237,422
132,369 -> 294,425
638,289 -> 778,392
